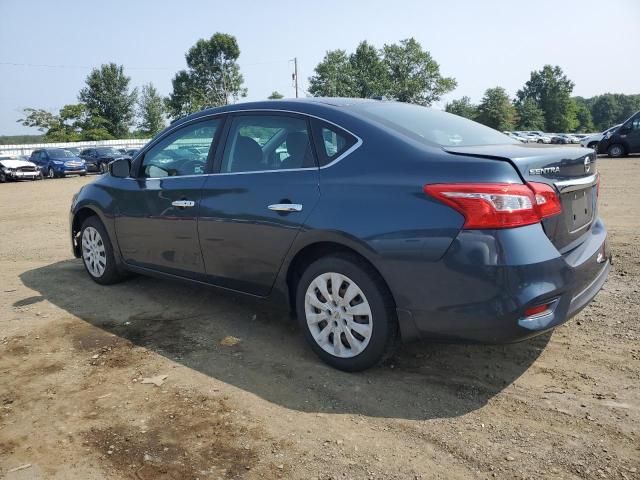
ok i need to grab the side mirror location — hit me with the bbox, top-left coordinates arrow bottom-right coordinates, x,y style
109,158 -> 131,178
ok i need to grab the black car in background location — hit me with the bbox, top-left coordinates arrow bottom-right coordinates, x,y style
598,111 -> 640,157
79,147 -> 131,173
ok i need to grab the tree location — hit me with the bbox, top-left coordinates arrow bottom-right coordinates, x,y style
78,63 -> 137,138
138,83 -> 166,136
349,41 -> 389,98
589,94 -> 640,131
476,87 -> 517,131
166,33 -> 247,119
268,91 -> 284,99
573,99 -> 595,132
515,98 -> 545,130
516,65 -> 576,132
445,96 -> 477,120
308,50 -> 355,97
18,104 -> 113,142
382,38 -> 456,105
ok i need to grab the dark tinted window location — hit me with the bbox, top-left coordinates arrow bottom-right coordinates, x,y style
96,147 -> 122,156
352,101 -> 516,147
47,149 -> 76,158
140,119 -> 219,178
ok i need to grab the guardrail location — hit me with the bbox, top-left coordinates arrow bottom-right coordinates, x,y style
0,138 -> 151,157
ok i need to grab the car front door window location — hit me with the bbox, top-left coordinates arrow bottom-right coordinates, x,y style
140,119 -> 220,178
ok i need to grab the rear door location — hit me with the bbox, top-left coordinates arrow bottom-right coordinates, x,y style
114,117 -> 223,278
198,112 -> 320,296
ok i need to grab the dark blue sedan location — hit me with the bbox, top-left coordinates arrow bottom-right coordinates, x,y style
69,98 -> 610,371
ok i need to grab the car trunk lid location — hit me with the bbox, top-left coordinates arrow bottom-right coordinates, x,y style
443,144 -> 598,251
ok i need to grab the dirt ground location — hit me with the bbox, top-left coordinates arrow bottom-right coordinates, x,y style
0,158 -> 638,480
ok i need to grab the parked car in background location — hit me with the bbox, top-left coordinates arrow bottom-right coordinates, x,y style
527,131 -> 552,144
580,125 -> 621,149
80,147 -> 131,174
551,134 -> 579,144
70,98 -> 610,371
30,148 -> 87,178
66,147 -> 82,156
597,111 -> 640,157
504,132 -> 526,143
0,154 -> 42,182
511,132 -> 536,143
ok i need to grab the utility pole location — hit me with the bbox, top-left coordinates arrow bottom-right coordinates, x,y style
292,57 -> 299,98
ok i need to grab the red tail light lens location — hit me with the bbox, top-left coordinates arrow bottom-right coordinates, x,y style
424,182 -> 561,229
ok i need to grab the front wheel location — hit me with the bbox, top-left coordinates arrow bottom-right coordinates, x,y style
587,142 -> 598,150
80,216 -> 128,285
47,167 -> 56,179
0,171 -> 6,183
99,162 -> 107,174
296,254 -> 398,371
607,144 -> 625,158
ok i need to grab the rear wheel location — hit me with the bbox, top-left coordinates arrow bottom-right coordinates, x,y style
607,144 -> 625,158
0,171 -> 6,183
80,216 -> 127,285
296,254 -> 398,371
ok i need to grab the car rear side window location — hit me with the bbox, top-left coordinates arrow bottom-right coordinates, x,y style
221,115 -> 315,173
140,118 -> 220,178
311,120 -> 358,167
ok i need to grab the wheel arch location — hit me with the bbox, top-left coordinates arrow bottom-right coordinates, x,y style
71,206 -> 103,258
284,240 -> 396,314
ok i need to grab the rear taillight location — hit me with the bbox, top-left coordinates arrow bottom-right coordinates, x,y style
424,182 -> 562,229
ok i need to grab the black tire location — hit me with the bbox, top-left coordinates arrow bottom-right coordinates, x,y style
607,144 -> 625,158
79,216 -> 128,285
99,162 -> 107,174
0,171 -> 6,183
47,167 -> 56,179
587,142 -> 598,150
537,139 -> 544,144
295,253 -> 398,371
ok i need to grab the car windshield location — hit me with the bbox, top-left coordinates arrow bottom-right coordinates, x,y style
351,102 -> 516,147
96,147 -> 121,155
47,149 -> 76,158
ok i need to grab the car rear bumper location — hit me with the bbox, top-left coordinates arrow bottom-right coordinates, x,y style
388,219 -> 610,343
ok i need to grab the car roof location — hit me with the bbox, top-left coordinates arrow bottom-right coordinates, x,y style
169,97 -> 383,129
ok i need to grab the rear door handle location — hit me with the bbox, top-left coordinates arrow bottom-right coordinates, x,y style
171,200 -> 195,208
268,203 -> 303,212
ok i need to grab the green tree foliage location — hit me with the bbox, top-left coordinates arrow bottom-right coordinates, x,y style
476,87 -> 516,131
516,65 -> 577,132
572,98 -> 595,132
308,50 -> 355,97
587,93 -> 640,131
78,63 -> 137,138
515,98 -> 546,130
308,38 -> 456,105
0,135 -> 44,145
382,38 -> 456,105
445,96 -> 478,120
138,83 -> 166,136
268,91 -> 284,99
166,33 -> 247,119
18,104 -> 113,142
349,41 -> 389,98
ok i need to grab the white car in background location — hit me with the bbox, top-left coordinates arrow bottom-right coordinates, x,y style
580,125 -> 621,149
0,155 -> 42,182
527,131 -> 552,143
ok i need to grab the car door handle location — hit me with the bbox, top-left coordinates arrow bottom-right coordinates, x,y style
171,200 -> 195,208
268,203 -> 303,212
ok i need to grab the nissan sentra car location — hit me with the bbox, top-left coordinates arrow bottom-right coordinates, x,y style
70,98 -> 611,371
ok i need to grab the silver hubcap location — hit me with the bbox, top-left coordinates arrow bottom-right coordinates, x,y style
611,146 -> 622,156
304,272 -> 373,358
48,168 -> 54,178
82,227 -> 106,277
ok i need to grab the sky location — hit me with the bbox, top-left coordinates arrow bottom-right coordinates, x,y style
1,0 -> 639,136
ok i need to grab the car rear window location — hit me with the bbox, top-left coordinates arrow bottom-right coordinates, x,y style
351,101 -> 516,147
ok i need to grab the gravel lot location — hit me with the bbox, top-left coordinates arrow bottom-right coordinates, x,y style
1,158 -> 639,479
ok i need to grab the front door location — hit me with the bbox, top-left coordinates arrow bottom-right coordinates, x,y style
623,114 -> 640,153
114,117 -> 222,278
198,113 -> 320,296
